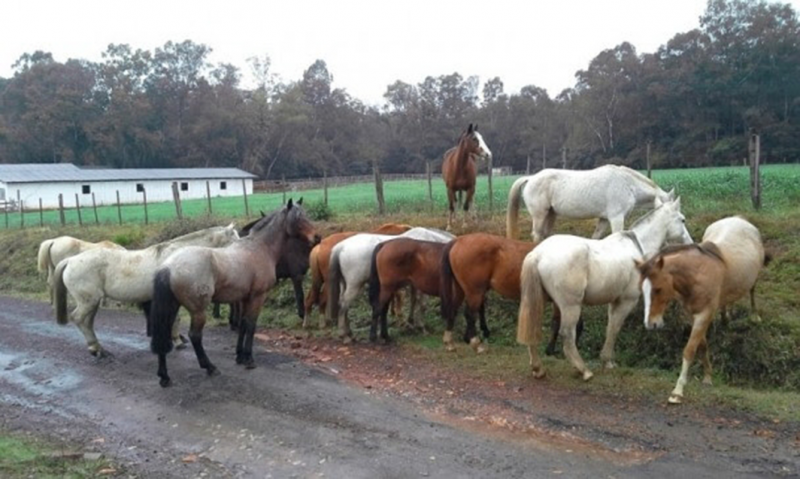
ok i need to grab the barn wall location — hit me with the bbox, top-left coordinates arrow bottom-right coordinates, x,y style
11,178 -> 253,210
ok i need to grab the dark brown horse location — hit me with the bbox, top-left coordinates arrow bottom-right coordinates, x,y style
440,233 -> 583,354
303,223 -> 413,328
367,238 -> 447,343
441,124 -> 492,231
149,200 -> 319,387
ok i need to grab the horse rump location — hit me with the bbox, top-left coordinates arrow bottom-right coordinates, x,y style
150,269 -> 181,355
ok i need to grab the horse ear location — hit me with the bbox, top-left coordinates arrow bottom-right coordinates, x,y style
474,123 -> 479,131
673,196 -> 681,209
287,198 -> 294,209
297,197 -> 303,205
226,222 -> 235,230
656,256 -> 665,270
667,188 -> 676,200
633,258 -> 644,271
467,123 -> 473,133
259,210 -> 265,217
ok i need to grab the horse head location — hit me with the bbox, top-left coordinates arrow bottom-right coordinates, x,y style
654,188 -> 676,208
283,198 -> 321,247
635,255 -> 674,330
462,123 -> 492,162
661,197 -> 693,245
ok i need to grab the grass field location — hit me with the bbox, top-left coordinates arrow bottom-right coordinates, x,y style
0,431 -> 115,478
0,164 -> 798,419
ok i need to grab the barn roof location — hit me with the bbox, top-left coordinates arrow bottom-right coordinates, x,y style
0,163 -> 257,184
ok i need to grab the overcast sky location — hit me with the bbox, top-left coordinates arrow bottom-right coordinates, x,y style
3,0 -> 799,106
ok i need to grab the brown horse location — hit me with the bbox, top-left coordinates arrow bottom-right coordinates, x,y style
303,223 -> 413,328
637,216 -> 770,404
441,123 -> 492,231
149,200 -> 319,387
440,233 -> 583,354
367,238 -> 446,343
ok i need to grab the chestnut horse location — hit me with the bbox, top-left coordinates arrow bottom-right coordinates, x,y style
367,238 -> 447,343
149,200 -> 319,387
439,232 -> 585,354
303,223 -> 413,328
637,216 -> 770,404
441,123 -> 492,231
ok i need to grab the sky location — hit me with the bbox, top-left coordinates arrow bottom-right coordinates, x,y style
3,0 -> 799,106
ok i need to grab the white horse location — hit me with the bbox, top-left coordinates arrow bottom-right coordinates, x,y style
506,164 -> 675,242
327,227 -> 455,340
37,236 -> 126,304
53,224 -> 239,357
516,197 -> 692,381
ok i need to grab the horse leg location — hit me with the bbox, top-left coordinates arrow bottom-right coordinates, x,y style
608,215 -> 625,235
241,295 -> 268,369
157,353 -> 171,387
463,186 -> 476,226
292,276 -> 305,321
171,313 -> 188,350
446,188 -> 457,231
545,304 -> 562,356
591,219 -> 610,239
404,286 -> 417,330
600,299 -> 638,369
188,310 -> 218,376
560,305 -> 593,381
670,311 -> 714,404
73,298 -> 105,357
749,285 -> 762,322
338,284 -> 361,342
370,287 -> 394,343
443,287 -> 465,352
379,299 -> 392,344
304,276 -> 321,329
698,337 -> 713,386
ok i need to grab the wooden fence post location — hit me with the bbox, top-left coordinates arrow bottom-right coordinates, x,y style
749,131 -> 761,210
74,193 -> 83,226
116,190 -> 123,225
282,175 -> 287,204
39,198 -> 44,227
242,179 -> 250,217
17,190 -> 23,228
171,182 -> 183,219
561,146 -> 567,169
646,140 -> 652,179
91,193 -> 99,224
206,180 -> 213,215
4,203 -> 8,228
323,170 -> 329,206
373,164 -> 385,215
542,143 -> 547,170
526,154 -> 531,175
486,156 -> 494,215
142,187 -> 149,225
426,161 -> 433,203
58,194 -> 65,226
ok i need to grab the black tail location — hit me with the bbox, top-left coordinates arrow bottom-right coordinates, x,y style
368,242 -> 386,310
439,240 -> 458,321
150,269 -> 180,355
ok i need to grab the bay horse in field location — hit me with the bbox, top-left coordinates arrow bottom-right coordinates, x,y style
637,216 -> 770,404
440,232 -> 584,354
367,238 -> 448,343
506,164 -> 675,242
442,123 -> 492,231
303,223 -> 413,329
150,200 -> 319,387
517,198 -> 692,381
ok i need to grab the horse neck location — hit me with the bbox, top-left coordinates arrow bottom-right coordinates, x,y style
249,214 -> 290,258
630,214 -> 670,258
454,138 -> 474,170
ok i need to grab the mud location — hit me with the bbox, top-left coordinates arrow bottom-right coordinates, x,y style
0,295 -> 797,478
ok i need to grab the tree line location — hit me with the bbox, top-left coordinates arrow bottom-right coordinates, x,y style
0,0 -> 798,179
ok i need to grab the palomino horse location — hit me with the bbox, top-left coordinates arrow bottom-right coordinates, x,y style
442,123 -> 492,231
150,200 -> 319,387
303,222 -> 413,328
439,232 -> 585,354
506,164 -> 675,242
37,236 -> 125,304
53,224 -> 239,357
327,227 -> 454,340
637,216 -> 770,404
517,198 -> 692,381
367,238 -> 448,343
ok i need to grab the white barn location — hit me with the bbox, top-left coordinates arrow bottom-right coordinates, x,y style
0,163 -> 256,210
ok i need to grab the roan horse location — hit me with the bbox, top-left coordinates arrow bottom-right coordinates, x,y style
38,236 -> 125,304
54,224 -> 239,357
303,223 -> 413,329
150,200 -> 319,387
517,198 -> 692,381
439,232 -> 584,354
506,164 -> 675,242
327,227 -> 454,340
442,123 -> 492,231
637,216 -> 770,404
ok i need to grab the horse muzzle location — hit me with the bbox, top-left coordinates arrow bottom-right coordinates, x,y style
645,316 -> 665,330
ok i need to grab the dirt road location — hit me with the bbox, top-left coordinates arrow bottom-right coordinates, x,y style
0,295 -> 796,478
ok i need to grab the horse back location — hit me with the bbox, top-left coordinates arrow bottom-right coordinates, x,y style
451,233 -> 533,300
702,217 -> 765,304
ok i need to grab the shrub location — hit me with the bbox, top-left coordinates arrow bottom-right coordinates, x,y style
306,201 -> 333,221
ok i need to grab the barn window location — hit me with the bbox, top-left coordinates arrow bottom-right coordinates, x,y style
82,185 -> 91,194
220,181 -> 227,190
181,182 -> 189,191
136,183 -> 144,193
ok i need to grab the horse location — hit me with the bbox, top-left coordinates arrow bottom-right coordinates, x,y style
506,164 -> 675,242
37,236 -> 126,304
149,200 -> 319,387
636,216 -> 770,404
303,223 -> 413,329
367,238 -> 448,343
439,232 -> 585,354
327,227 -> 455,341
442,123 -> 492,231
53,224 -> 239,357
517,197 -> 692,381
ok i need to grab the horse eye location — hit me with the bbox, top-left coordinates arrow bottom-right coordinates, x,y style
654,288 -> 662,294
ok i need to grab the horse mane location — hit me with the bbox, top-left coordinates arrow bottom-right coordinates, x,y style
643,242 -> 725,272
613,165 -> 659,189
152,225 -> 231,257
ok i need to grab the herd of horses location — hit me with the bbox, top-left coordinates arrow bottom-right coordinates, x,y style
36,125 -> 770,405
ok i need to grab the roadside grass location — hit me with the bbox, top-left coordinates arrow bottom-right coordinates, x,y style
0,432 -> 116,478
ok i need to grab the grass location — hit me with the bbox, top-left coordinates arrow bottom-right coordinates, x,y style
0,431 -> 116,478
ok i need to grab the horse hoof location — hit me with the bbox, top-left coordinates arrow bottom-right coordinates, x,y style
207,367 -> 220,376
603,361 -> 617,370
545,346 -> 557,357
444,344 -> 456,353
175,342 -> 187,351
235,355 -> 244,365
582,370 -> 594,381
469,337 -> 481,352
532,368 -> 546,379
476,344 -> 489,354
159,378 -> 172,388
341,336 -> 353,345
702,377 -> 713,387
245,361 -> 256,370
668,394 -> 683,404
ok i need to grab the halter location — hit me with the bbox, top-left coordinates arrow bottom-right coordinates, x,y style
624,231 -> 645,256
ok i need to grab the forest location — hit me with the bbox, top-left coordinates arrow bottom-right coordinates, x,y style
0,0 -> 798,179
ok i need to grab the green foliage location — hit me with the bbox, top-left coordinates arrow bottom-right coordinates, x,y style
111,228 -> 145,247
0,432 -> 115,478
305,200 -> 333,221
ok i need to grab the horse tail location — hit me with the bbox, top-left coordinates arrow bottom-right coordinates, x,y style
53,259 -> 70,325
326,246 -> 344,323
150,269 -> 180,355
517,256 -> 544,346
506,177 -> 528,239
439,240 -> 458,321
304,245 -> 322,315
37,239 -> 54,274
367,242 -> 385,310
